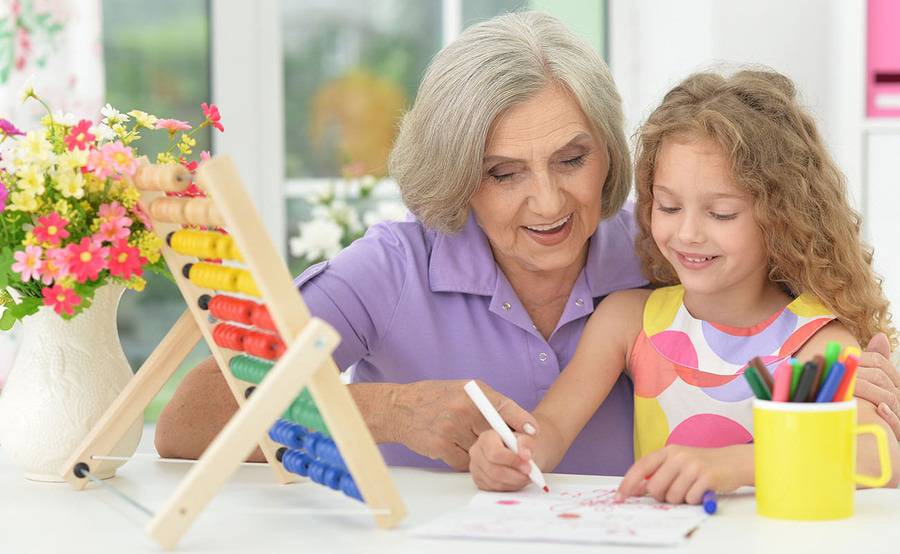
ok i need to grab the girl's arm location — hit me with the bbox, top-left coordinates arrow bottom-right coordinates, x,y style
530,289 -> 649,471
468,289 -> 647,491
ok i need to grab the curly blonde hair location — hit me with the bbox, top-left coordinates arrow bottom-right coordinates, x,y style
634,69 -> 896,350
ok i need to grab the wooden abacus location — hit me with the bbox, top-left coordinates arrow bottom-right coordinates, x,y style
60,157 -> 406,549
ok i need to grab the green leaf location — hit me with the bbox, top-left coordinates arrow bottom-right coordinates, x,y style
0,309 -> 15,331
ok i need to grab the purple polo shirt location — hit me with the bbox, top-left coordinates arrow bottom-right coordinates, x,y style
294,205 -> 647,475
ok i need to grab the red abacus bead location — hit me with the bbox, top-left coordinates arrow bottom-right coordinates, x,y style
244,331 -> 279,360
251,304 -> 277,333
213,323 -> 247,351
209,295 -> 254,325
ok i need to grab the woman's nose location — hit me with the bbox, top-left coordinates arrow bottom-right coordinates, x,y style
528,172 -> 565,217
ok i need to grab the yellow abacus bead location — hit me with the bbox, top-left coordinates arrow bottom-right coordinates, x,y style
188,263 -> 240,292
213,235 -> 235,260
236,270 -> 260,297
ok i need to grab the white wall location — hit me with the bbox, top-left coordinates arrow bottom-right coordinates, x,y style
609,0 -> 865,205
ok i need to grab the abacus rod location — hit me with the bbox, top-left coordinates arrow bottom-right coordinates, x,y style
90,454 -> 265,466
80,468 -> 154,518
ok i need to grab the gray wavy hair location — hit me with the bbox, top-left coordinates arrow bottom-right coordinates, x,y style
389,11 -> 631,234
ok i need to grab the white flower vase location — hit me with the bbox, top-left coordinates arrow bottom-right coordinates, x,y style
0,284 -> 142,481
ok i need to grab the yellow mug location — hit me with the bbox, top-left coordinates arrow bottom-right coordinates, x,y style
754,399 -> 891,520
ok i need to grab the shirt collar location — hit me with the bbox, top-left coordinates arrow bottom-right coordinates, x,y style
427,205 -> 646,299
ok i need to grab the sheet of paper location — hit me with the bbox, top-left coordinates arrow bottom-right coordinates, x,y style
412,485 -> 709,546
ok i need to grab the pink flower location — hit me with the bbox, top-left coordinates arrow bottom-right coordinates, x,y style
0,181 -> 7,213
12,245 -> 43,282
64,119 -> 96,151
200,150 -> 211,162
156,118 -> 192,133
65,237 -> 109,283
132,201 -> 152,229
39,251 -> 68,285
33,212 -> 70,246
201,102 -> 224,132
87,147 -> 115,180
107,241 -> 146,279
102,141 -> 138,177
96,220 -> 131,243
98,201 -> 129,225
42,285 -> 81,316
0,118 -> 24,137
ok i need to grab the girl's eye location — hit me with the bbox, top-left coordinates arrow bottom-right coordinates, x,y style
711,212 -> 738,221
656,205 -> 680,214
561,154 -> 586,168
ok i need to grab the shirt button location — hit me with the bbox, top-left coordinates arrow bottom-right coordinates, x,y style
502,302 -> 511,311
538,352 -> 548,363
575,298 -> 585,307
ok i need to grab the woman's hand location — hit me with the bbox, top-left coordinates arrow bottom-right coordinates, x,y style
383,379 -> 537,471
856,333 -> 900,440
615,444 -> 754,505
469,428 -> 536,491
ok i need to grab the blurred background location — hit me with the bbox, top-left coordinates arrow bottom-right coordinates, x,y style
0,0 -> 897,421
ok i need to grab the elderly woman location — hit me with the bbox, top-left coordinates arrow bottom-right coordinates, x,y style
157,12 -> 900,473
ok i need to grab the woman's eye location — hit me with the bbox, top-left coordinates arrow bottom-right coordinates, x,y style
711,212 -> 738,221
490,172 -> 515,183
561,154 -> 586,168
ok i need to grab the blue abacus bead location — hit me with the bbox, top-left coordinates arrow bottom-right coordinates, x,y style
282,449 -> 312,477
339,474 -> 363,502
302,433 -> 320,456
317,441 -> 347,472
322,466 -> 342,490
308,461 -> 326,485
268,420 -> 304,449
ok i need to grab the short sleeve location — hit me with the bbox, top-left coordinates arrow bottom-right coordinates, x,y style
293,222 -> 409,370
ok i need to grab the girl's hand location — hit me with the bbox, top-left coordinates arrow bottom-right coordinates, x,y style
469,428 -> 537,491
615,444 -> 754,504
856,333 -> 900,440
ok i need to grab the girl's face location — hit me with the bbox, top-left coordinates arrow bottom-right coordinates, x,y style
470,83 -> 609,276
650,136 -> 768,297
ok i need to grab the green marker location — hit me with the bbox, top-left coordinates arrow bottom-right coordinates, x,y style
823,341 -> 842,382
790,358 -> 803,399
744,364 -> 772,400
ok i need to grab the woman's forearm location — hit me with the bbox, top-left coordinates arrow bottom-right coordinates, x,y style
347,382 -> 404,444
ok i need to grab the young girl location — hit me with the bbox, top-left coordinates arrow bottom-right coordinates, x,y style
468,69 -> 900,503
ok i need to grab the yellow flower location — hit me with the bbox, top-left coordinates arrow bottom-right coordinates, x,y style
111,123 -> 127,139
23,231 -> 38,246
84,174 -> 106,194
10,191 -> 39,212
156,152 -> 176,165
17,165 -> 46,195
15,131 -> 54,169
133,231 -> 163,264
57,149 -> 89,172
127,110 -> 158,129
118,185 -> 141,208
57,275 -> 76,289
127,276 -> 147,292
55,169 -> 86,199
54,199 -> 73,218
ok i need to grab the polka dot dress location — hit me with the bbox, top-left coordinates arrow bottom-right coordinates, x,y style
630,285 -> 835,459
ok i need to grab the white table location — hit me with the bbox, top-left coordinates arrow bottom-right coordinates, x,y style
2,429 -> 899,553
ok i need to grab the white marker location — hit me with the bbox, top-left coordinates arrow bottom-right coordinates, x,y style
464,380 -> 549,492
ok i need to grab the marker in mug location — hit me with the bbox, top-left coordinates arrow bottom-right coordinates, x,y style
463,380 -> 549,493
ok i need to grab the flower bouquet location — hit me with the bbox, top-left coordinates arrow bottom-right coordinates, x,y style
0,84 -> 224,329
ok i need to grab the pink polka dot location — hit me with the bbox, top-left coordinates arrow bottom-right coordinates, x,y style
666,414 -> 752,448
631,332 -> 677,397
674,364 -> 738,388
650,330 -> 698,367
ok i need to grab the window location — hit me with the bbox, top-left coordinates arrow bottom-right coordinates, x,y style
104,0 -> 212,420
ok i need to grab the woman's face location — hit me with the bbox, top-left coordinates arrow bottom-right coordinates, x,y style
470,83 -> 609,276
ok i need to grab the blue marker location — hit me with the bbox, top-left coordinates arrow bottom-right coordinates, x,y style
702,490 -> 717,514
816,361 -> 846,402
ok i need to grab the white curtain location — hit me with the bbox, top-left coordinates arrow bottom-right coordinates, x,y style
0,0 -> 104,387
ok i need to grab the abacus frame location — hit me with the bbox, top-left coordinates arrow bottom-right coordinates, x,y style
60,156 -> 407,550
